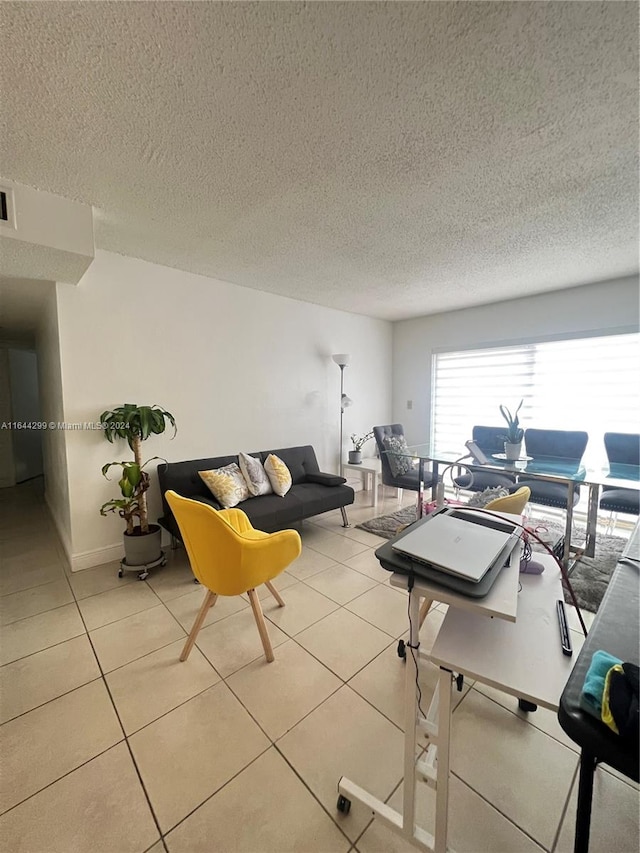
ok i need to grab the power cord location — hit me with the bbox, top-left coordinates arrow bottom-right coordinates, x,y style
435,457 -> 476,506
406,574 -> 427,720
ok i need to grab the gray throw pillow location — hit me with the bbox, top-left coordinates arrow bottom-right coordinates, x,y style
467,486 -> 510,508
383,434 -> 414,477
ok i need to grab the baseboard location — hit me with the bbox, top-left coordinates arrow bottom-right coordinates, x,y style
70,542 -> 124,573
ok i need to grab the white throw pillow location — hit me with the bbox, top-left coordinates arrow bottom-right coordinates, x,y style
238,452 -> 273,497
264,454 -> 292,497
199,463 -> 250,509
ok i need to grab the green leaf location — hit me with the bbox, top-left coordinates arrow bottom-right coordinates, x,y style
138,407 -> 152,441
124,463 -> 142,488
119,476 -> 134,498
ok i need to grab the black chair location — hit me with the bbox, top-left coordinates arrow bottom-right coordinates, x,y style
373,424 -> 436,496
513,428 -> 589,509
599,432 -> 640,518
453,425 -> 517,493
558,541 -> 639,853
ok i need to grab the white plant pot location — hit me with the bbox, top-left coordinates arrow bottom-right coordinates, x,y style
504,441 -> 523,461
123,524 -> 162,566
348,450 -> 362,464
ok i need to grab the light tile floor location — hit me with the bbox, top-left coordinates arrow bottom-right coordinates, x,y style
0,480 -> 638,853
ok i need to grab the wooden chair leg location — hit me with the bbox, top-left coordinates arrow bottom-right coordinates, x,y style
418,597 -> 433,628
180,589 -> 217,662
265,580 -> 285,607
247,588 -> 274,663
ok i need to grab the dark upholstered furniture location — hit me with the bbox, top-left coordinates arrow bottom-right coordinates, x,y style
453,425 -> 517,492
373,424 -> 436,494
557,522 -> 639,852
513,428 -> 589,509
599,432 -> 640,517
157,445 -> 354,541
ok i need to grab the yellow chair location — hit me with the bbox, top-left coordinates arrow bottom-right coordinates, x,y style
165,490 -> 302,663
483,486 -> 531,515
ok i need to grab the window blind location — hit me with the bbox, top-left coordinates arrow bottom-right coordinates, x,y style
431,332 -> 640,465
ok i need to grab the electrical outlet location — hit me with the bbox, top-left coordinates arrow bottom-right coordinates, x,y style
407,400 -> 413,410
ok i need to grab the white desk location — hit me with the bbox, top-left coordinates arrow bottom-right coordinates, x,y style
338,548 -> 574,853
340,458 -> 381,507
389,540 -> 520,623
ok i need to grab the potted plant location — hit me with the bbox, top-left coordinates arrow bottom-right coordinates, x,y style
499,400 -> 524,461
349,431 -> 373,464
99,403 -> 176,573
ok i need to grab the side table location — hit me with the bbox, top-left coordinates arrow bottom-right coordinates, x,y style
340,458 -> 381,507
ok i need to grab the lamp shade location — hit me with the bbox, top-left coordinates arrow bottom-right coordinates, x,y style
341,394 -> 353,409
332,353 -> 351,367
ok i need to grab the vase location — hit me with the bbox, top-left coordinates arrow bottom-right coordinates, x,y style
348,450 -> 362,464
504,441 -> 522,461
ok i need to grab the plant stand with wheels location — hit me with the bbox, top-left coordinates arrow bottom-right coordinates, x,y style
118,550 -> 167,581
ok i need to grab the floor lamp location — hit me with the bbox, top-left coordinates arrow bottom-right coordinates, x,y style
332,354 -> 352,472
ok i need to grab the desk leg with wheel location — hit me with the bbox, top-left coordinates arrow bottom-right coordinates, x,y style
434,666 -> 453,853
402,585 -> 421,832
337,582 -> 457,853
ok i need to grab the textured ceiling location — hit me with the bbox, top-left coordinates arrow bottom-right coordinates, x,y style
0,1 -> 638,321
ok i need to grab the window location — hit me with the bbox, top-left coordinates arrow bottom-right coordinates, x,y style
431,332 -> 640,465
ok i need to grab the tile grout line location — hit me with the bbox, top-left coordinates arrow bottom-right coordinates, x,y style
470,685 -> 582,755
550,759 -> 580,853
64,583 -> 168,846
269,739 -> 363,848
448,769 -> 554,851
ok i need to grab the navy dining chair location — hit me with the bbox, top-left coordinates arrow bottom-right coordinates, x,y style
510,428 -> 589,509
453,425 -> 518,493
599,432 -> 640,521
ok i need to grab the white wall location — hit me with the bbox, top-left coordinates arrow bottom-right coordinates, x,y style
37,287 -> 72,560
57,250 -> 392,570
393,276 -> 640,443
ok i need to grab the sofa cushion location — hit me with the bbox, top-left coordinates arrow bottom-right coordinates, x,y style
237,492 -> 303,532
307,472 -> 346,487
264,454 -> 293,496
199,463 -> 250,508
239,452 -> 272,497
260,446 -> 320,484
292,482 -> 353,516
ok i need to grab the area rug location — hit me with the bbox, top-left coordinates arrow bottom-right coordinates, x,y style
357,507 -> 629,613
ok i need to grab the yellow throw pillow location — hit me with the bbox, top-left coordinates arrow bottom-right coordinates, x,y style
199,463 -> 250,509
264,454 -> 292,497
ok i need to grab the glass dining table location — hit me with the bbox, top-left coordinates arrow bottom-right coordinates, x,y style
385,442 -> 640,570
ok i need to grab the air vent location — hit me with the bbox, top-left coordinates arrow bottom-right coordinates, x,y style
0,186 -> 15,228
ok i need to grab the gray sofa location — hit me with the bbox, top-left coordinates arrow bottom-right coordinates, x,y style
157,444 -> 354,542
